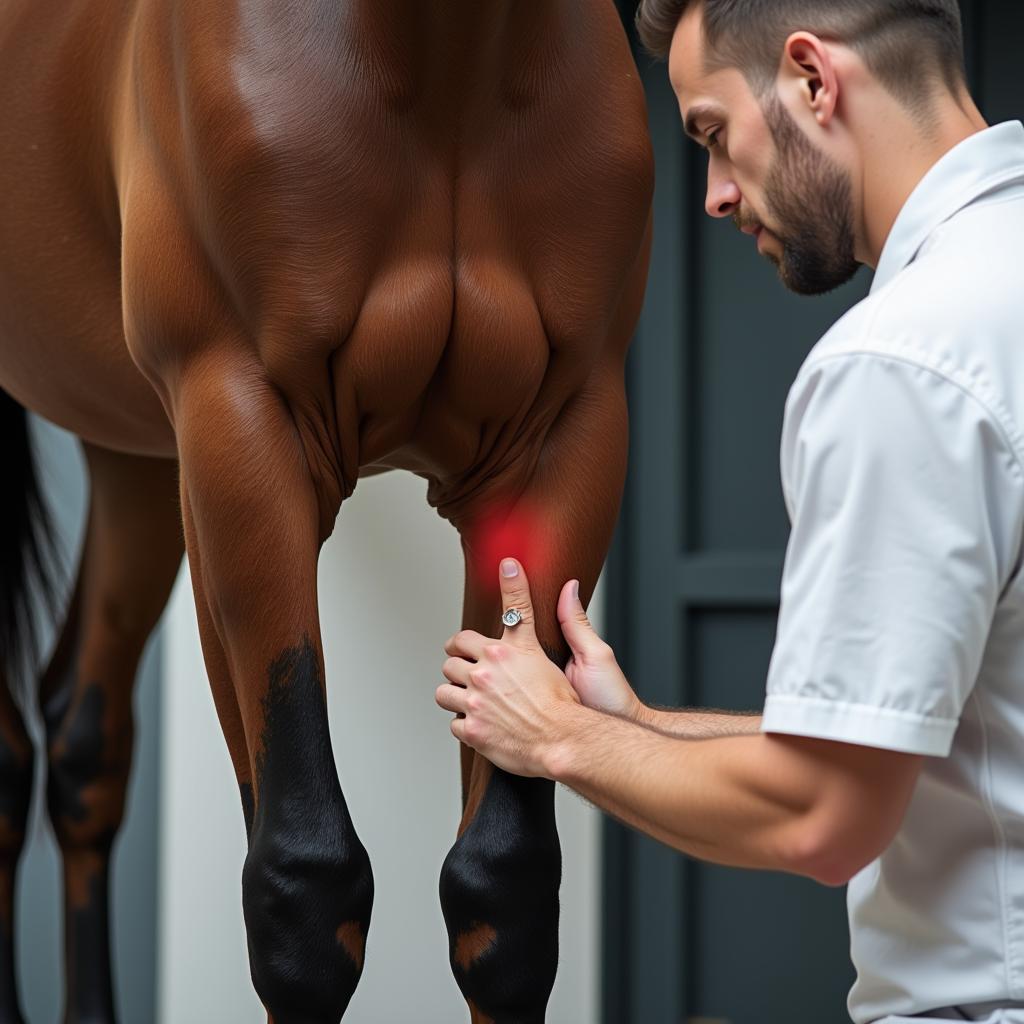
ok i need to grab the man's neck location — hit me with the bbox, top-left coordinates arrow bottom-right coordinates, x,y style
858,90 -> 989,269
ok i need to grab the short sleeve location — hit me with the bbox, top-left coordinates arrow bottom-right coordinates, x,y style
762,352 -> 1024,756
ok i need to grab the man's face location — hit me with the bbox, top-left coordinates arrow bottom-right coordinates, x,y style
669,8 -> 860,295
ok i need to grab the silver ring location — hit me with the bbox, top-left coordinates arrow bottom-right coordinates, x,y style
502,607 -> 523,628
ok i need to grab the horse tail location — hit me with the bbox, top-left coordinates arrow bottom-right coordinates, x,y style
0,388 -> 59,700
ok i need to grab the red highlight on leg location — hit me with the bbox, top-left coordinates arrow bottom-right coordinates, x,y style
464,498 -> 554,599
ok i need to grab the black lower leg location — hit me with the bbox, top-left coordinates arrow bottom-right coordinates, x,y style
439,770 -> 561,1024
0,695 -> 34,1024
242,638 -> 373,1024
61,850 -> 116,1024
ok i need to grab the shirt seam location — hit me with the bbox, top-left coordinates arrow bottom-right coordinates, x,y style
793,348 -> 1024,484
863,247 -> 1024,461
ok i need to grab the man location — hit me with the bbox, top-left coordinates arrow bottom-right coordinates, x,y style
436,1 -> 1024,1021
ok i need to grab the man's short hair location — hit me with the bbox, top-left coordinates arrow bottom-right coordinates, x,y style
636,0 -> 966,112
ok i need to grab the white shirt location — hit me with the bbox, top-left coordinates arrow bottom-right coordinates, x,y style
760,121 -> 1024,1024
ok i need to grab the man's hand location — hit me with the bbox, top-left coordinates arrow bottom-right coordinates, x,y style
555,578 -> 642,720
436,558 -> 584,777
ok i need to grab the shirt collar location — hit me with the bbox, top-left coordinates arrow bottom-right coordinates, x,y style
871,120 -> 1024,294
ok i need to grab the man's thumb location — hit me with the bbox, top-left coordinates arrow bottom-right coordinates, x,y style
559,580 -> 599,652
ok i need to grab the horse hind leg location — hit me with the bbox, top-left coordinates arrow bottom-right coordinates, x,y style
40,443 -> 183,1024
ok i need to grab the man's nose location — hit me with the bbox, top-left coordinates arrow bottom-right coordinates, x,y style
705,170 -> 741,218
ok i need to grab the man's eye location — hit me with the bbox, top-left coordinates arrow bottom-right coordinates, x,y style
707,129 -> 721,149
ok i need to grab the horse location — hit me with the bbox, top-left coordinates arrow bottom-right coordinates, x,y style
0,0 -> 653,1019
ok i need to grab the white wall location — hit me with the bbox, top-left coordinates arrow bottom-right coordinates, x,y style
158,470 -> 602,1024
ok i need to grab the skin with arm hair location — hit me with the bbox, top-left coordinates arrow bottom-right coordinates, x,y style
637,704 -> 763,738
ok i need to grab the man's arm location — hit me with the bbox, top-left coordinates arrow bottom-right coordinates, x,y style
635,703 -> 762,739
545,702 -> 920,884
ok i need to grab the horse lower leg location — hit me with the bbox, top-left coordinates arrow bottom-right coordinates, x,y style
43,654 -> 135,1024
0,683 -> 34,1024
241,637 -> 374,1024
179,491 -> 255,843
440,757 -> 561,1024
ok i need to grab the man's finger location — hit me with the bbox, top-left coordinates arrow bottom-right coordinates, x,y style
436,682 -> 469,714
441,656 -> 472,686
444,630 -> 488,659
498,557 -> 537,645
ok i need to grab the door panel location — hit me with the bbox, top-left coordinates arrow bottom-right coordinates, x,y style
687,610 -> 853,1022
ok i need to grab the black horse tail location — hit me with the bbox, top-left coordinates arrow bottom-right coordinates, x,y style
0,388 -> 59,700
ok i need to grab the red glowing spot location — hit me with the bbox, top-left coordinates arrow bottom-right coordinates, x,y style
465,498 -> 554,598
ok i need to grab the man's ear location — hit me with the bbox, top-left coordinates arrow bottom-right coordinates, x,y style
781,31 -> 839,126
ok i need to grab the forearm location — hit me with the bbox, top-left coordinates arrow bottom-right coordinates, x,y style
546,704 -> 816,874
636,703 -> 763,739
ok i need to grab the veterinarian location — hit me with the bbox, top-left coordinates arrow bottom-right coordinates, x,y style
436,1 -> 1024,1021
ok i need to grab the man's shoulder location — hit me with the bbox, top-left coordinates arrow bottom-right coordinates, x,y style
802,200 -> 1024,399
797,291 -> 959,391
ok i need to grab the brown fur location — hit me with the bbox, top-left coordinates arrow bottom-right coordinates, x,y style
335,922 -> 367,972
455,924 -> 498,972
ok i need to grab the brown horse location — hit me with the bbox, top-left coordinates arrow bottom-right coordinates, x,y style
0,1 -> 653,1020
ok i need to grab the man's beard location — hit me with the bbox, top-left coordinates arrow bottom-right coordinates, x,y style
752,93 -> 860,296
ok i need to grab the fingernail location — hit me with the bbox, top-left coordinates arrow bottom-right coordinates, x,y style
501,559 -> 519,578
572,580 -> 579,600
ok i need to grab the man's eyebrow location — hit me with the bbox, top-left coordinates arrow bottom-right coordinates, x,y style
683,103 -> 720,145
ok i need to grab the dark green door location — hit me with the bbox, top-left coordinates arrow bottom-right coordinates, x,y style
603,3 -> 1024,1022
